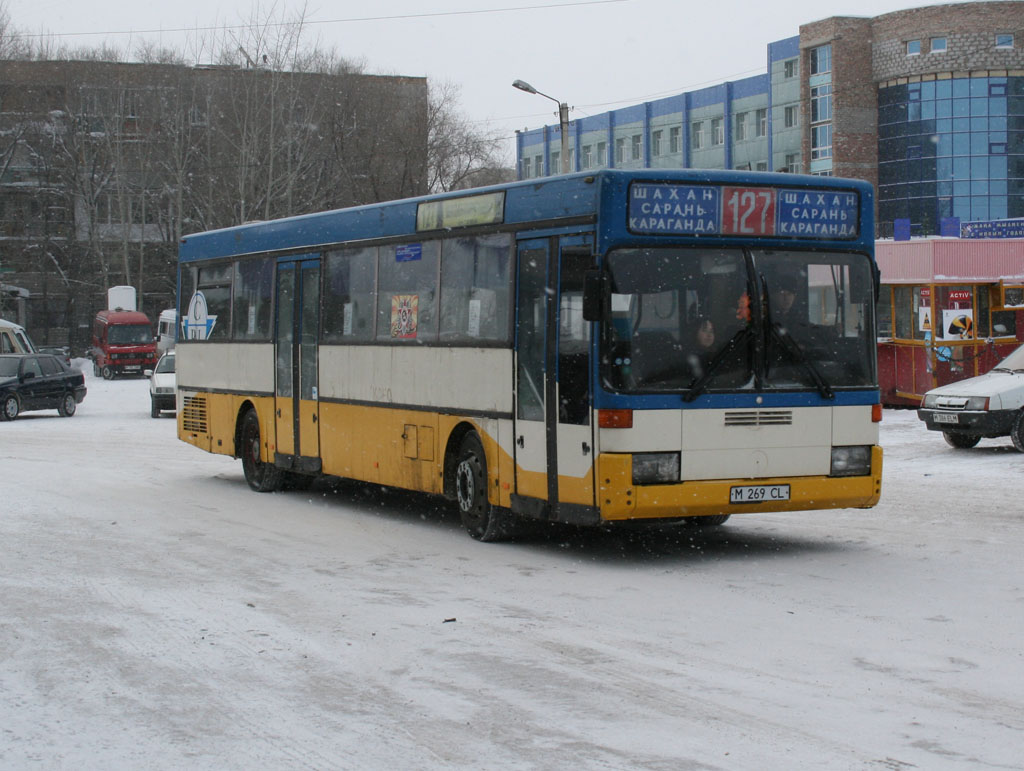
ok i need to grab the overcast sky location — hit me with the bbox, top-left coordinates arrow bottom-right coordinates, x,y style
8,0 -> 952,159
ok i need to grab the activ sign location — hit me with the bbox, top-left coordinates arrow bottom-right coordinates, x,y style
628,183 -> 859,239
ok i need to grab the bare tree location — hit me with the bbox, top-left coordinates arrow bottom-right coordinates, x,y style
427,81 -> 508,193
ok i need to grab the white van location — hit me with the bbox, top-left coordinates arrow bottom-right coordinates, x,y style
156,309 -> 177,354
0,318 -> 36,354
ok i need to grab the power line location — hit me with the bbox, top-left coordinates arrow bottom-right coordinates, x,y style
14,0 -> 629,39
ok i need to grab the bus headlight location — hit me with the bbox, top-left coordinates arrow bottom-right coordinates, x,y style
632,452 -> 680,485
830,446 -> 872,477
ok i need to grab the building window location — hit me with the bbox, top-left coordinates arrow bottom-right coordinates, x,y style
522,157 -> 531,178
755,161 -> 768,172
581,145 -> 593,169
784,58 -> 798,79
615,137 -> 626,163
734,112 -> 747,141
535,155 -> 543,176
691,121 -> 704,150
809,44 -> 831,75
651,129 -> 663,156
631,134 -> 642,160
596,142 -> 606,166
784,152 -> 801,173
930,37 -> 946,53
995,33 -> 1014,49
711,118 -> 724,146
811,124 -> 832,160
906,39 -> 921,56
550,151 -> 560,173
810,85 -> 832,123
669,126 -> 681,154
784,105 -> 798,128
755,108 -> 767,137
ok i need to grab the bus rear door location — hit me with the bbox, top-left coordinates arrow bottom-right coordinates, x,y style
275,256 -> 322,473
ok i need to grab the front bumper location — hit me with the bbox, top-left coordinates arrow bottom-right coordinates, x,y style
917,408 -> 1015,437
597,445 -> 883,521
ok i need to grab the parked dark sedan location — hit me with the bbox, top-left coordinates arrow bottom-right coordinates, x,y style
0,353 -> 87,421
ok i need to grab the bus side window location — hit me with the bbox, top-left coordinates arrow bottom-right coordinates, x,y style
324,247 -> 377,341
439,233 -> 512,343
377,242 -> 439,342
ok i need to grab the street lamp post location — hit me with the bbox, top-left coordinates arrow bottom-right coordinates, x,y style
512,79 -> 570,175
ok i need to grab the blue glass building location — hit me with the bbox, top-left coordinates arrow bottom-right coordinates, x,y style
514,2 -> 1024,237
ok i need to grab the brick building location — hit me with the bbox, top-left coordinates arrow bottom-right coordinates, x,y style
0,60 -> 428,351
515,1 -> 1024,238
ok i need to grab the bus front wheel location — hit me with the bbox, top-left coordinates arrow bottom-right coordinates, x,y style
240,409 -> 283,493
455,433 -> 516,542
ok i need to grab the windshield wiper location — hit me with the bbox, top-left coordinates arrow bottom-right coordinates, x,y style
770,322 -> 835,399
683,326 -> 752,402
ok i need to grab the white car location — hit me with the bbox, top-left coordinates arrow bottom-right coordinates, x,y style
918,343 -> 1024,450
146,351 -> 176,418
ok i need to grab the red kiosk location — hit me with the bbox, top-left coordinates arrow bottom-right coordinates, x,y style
877,237 -> 1024,407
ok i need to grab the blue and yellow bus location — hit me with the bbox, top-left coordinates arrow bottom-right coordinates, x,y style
176,169 -> 882,540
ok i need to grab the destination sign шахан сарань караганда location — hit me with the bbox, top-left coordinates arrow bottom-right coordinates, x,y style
628,183 -> 858,238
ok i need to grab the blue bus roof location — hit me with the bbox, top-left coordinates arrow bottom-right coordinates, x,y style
179,169 -> 875,263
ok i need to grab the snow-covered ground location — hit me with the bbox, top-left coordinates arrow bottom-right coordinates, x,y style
3,363 -> 1023,770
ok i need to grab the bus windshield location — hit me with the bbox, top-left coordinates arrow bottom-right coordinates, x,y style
600,247 -> 876,394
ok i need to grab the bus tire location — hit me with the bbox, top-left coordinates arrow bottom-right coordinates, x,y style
687,514 -> 730,527
240,409 -> 283,492
943,431 -> 980,449
455,433 -> 515,542
1012,411 -> 1024,453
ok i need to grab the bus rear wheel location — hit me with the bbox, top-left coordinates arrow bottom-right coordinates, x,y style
240,409 -> 283,492
455,433 -> 516,542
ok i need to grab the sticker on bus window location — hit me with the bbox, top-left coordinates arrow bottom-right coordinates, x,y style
391,294 -> 419,338
182,291 -> 218,340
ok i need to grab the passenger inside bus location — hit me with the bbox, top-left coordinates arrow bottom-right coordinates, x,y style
685,317 -> 716,380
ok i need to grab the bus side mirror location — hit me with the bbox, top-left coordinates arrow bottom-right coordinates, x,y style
583,271 -> 608,321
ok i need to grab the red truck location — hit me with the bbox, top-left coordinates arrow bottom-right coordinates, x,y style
90,309 -> 158,379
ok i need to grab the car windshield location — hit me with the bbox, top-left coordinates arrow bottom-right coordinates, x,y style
155,355 -> 175,374
993,344 -> 1024,371
0,358 -> 20,377
108,324 -> 152,344
600,246 -> 876,395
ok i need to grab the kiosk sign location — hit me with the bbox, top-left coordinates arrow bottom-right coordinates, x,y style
629,183 -> 858,239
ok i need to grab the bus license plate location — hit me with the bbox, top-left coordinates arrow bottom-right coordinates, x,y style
730,484 -> 790,504
933,412 -> 958,424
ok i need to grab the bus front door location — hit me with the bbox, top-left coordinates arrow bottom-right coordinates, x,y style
514,237 -> 596,521
274,257 -> 322,473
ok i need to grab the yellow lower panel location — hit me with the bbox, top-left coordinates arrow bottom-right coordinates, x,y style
599,446 -> 883,521
177,392 -> 276,461
318,402 -> 447,495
